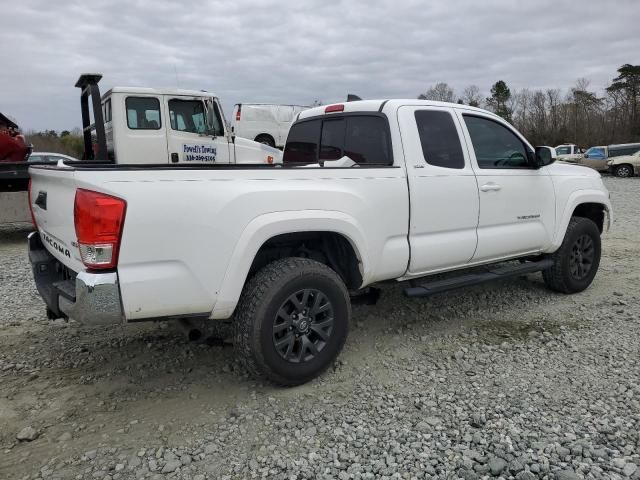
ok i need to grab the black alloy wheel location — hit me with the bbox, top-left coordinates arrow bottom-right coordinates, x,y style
543,216 -> 601,294
233,257 -> 350,386
272,289 -> 334,364
569,234 -> 595,280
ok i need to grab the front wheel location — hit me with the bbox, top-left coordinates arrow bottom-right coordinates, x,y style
614,164 -> 633,178
233,258 -> 350,386
543,217 -> 601,293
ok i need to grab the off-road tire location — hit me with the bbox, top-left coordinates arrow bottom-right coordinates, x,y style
543,217 -> 601,293
614,164 -> 633,178
233,257 -> 350,386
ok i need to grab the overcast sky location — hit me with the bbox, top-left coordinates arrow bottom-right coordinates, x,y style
0,0 -> 638,131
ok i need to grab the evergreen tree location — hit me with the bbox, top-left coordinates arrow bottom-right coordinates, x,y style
606,64 -> 640,135
486,80 -> 512,121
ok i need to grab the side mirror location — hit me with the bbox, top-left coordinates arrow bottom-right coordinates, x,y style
534,146 -> 557,167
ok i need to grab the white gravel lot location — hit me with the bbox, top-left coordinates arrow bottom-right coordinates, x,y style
0,176 -> 638,480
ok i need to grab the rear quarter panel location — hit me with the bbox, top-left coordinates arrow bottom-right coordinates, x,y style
75,167 -> 409,320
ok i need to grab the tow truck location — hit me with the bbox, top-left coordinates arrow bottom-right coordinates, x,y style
1,74 -> 282,224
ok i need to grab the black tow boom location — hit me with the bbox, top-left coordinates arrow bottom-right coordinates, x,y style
75,73 -> 107,161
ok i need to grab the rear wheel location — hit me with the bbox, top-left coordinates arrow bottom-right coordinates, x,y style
255,134 -> 276,148
233,258 -> 350,386
543,217 -> 601,293
614,164 -> 633,178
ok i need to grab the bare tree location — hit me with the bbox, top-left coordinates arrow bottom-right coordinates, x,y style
462,85 -> 483,107
511,88 -> 532,136
418,83 -> 455,103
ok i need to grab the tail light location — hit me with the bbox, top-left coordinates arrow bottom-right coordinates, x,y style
74,189 -> 126,270
27,179 -> 37,228
235,105 -> 241,121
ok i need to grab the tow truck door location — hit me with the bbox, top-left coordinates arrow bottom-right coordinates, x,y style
162,95 -> 231,164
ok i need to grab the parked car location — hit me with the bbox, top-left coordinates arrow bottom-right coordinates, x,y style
555,144 -> 584,163
28,152 -> 79,163
580,143 -> 640,171
28,99 -> 611,385
231,103 -> 309,148
607,150 -> 640,177
0,112 -> 31,163
581,146 -> 608,171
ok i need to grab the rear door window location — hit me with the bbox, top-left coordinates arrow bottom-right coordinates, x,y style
126,97 -> 161,130
414,110 -> 465,169
320,119 -> 345,161
283,119 -> 321,163
284,115 -> 392,166
343,116 -> 391,165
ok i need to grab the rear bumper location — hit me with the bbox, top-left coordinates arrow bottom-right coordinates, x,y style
28,232 -> 124,325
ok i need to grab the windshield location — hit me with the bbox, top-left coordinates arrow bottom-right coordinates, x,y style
585,147 -> 605,157
555,146 -> 571,155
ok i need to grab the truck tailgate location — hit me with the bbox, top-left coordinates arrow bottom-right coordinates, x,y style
29,166 -> 85,273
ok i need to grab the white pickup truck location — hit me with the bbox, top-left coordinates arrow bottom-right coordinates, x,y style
555,144 -> 584,163
28,99 -> 612,385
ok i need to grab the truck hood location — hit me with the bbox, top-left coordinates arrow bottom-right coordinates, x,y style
547,161 -> 601,177
233,137 -> 283,164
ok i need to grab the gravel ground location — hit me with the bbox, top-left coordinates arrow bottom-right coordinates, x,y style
0,176 -> 638,480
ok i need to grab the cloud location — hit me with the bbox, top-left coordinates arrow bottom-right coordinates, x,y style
0,0 -> 638,131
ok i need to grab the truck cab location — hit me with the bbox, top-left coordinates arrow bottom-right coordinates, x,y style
555,144 -> 584,163
77,74 -> 281,165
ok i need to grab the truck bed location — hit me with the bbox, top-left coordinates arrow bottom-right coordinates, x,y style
28,162 -> 410,321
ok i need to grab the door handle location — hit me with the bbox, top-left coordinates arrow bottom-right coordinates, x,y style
480,183 -> 501,192
171,153 -> 179,163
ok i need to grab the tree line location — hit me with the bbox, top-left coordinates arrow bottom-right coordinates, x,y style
418,64 -> 640,147
26,129 -> 84,158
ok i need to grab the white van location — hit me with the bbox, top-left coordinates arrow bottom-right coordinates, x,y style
231,104 -> 309,148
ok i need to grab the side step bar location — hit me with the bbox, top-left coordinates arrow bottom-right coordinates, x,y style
403,259 -> 554,298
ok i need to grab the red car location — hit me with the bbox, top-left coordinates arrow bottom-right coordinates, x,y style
0,112 -> 31,162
